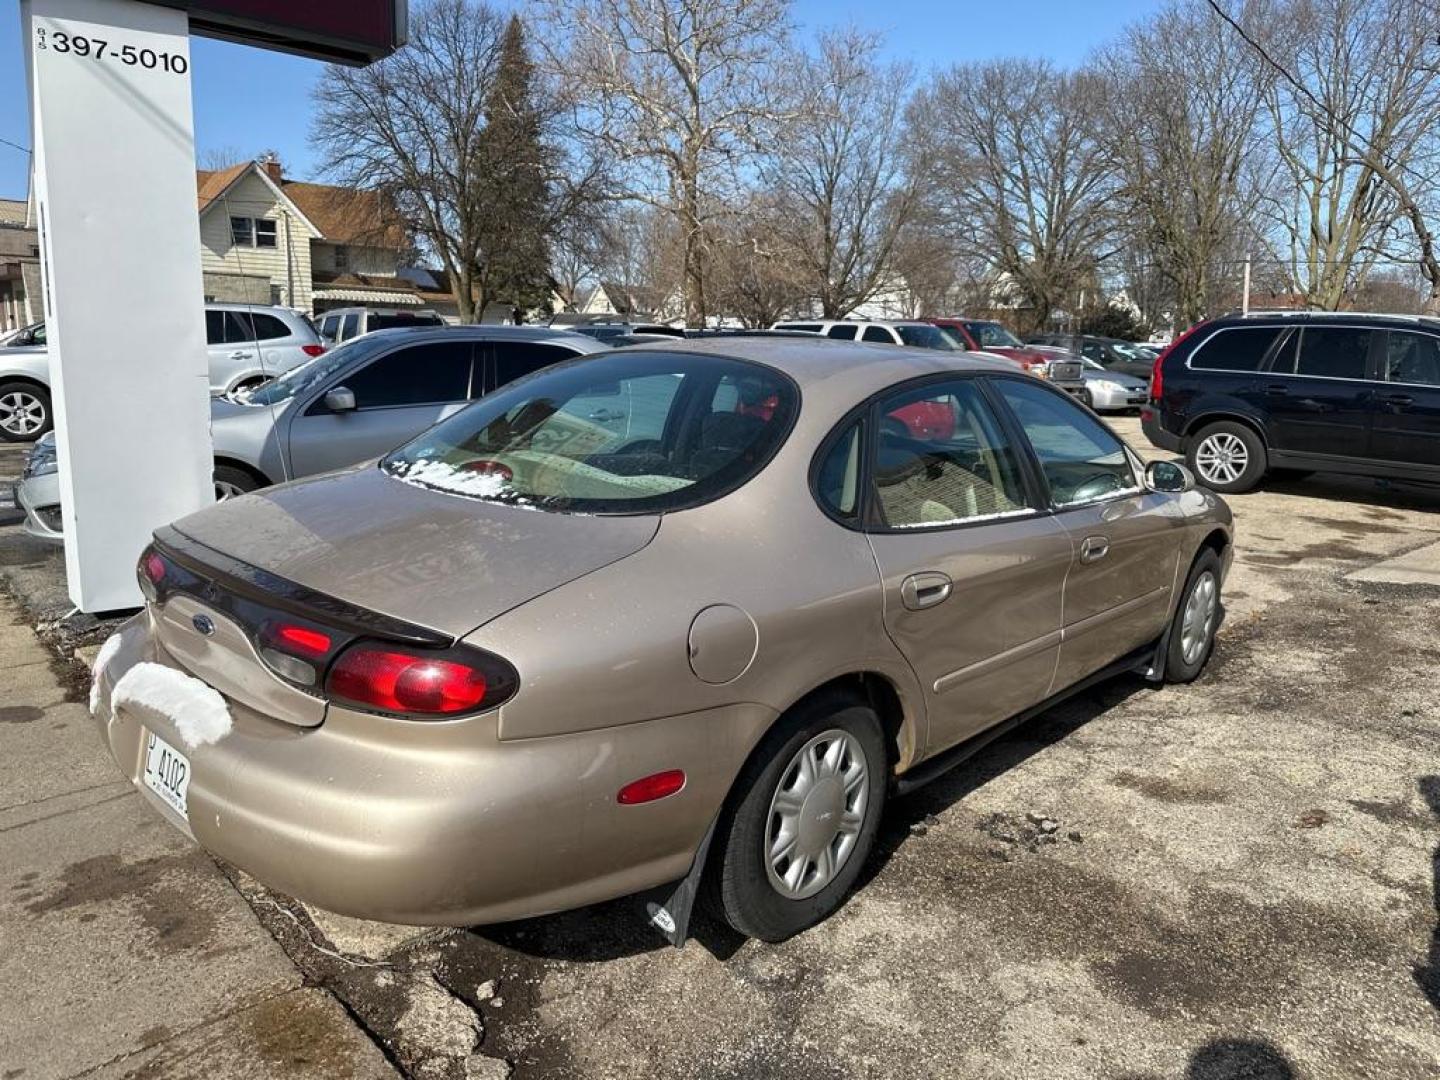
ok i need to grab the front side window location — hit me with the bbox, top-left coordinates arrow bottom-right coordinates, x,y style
870,380 -> 1031,529
1294,326 -> 1374,380
862,326 -> 893,343
369,312 -> 446,332
384,351 -> 798,514
826,325 -> 859,340
340,341 -> 474,409
243,334 -> 393,405
1189,326 -> 1282,371
340,313 -> 360,340
992,377 -> 1139,508
223,311 -> 255,344
1384,330 -> 1440,387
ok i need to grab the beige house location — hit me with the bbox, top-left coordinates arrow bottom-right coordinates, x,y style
196,158 -> 420,313
0,197 -> 42,335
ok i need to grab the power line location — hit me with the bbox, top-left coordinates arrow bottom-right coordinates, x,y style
0,136 -> 31,156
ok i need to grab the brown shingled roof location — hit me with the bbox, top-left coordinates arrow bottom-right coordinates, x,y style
195,162 -> 408,250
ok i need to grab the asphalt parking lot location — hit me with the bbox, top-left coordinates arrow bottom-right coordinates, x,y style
2,416 -> 1439,1079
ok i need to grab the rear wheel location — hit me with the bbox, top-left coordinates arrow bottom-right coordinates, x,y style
1187,421 -> 1266,493
0,382 -> 51,442
708,690 -> 887,941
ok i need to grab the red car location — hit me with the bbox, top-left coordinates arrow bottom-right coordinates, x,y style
927,318 -> 1055,374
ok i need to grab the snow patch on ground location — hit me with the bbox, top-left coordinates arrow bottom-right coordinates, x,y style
111,661 -> 232,748
88,632 -> 124,715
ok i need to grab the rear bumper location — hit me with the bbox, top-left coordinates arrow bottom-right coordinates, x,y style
1141,407 -> 1184,453
91,612 -> 769,926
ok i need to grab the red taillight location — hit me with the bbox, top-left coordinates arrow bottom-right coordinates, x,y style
269,622 -> 332,659
461,460 -> 514,481
617,770 -> 687,805
325,643 -> 513,717
301,344 -> 327,358
1149,323 -> 1205,402
142,551 -> 166,584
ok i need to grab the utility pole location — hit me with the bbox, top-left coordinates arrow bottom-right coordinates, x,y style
1242,255 -> 1252,315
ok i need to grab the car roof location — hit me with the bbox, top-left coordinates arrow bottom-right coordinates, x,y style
626,334 -> 1017,391
355,325 -> 610,350
1208,310 -> 1440,331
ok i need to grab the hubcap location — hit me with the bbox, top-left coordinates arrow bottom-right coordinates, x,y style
1195,432 -> 1248,485
1180,570 -> 1218,665
214,479 -> 247,501
765,729 -> 868,900
0,391 -> 45,436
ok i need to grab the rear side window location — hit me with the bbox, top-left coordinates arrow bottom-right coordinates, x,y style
862,326 -> 893,343
250,313 -> 292,341
1294,327 -> 1374,380
342,341 -> 474,409
340,313 -> 360,340
826,325 -> 858,340
815,422 -> 863,522
776,323 -> 822,333
368,313 -> 446,332
871,380 -> 1030,528
490,341 -> 583,393
1188,327 -> 1282,371
1385,330 -> 1440,387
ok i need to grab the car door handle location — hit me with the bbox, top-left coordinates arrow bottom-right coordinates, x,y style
229,350 -> 250,359
1264,383 -> 1289,396
1382,393 -> 1414,407
900,572 -> 952,611
1080,535 -> 1110,563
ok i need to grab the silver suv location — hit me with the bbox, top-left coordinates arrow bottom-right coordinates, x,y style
0,304 -> 326,443
16,326 -> 609,543
316,307 -> 446,344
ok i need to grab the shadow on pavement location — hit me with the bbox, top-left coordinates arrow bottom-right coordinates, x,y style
1415,775 -> 1440,1010
1185,1038 -> 1295,1079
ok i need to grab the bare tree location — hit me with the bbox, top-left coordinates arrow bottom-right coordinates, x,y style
762,29 -> 917,318
910,61 -> 1118,333
709,196 -> 808,326
1212,0 -> 1440,309
1101,0 -> 1271,325
540,0 -> 792,325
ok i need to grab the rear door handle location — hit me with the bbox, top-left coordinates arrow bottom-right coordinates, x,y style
1382,393 -> 1414,407
900,571 -> 953,611
1080,535 -> 1110,563
1265,383 -> 1289,396
229,350 -> 250,360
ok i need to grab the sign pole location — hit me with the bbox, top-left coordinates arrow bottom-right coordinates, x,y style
23,0 -> 214,612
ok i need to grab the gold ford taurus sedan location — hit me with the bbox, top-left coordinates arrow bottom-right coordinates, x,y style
92,338 -> 1231,942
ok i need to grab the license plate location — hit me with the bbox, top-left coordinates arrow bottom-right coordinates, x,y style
1051,362 -> 1082,381
142,730 -> 190,820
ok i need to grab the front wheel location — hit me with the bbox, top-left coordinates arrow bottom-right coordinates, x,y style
708,691 -> 888,941
213,465 -> 259,501
0,382 -> 52,443
1164,549 -> 1223,683
1187,421 -> 1266,493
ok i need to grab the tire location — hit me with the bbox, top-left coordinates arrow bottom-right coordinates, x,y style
1186,421 -> 1266,493
0,381 -> 52,443
708,690 -> 888,941
213,465 -> 259,501
1164,548 -> 1222,683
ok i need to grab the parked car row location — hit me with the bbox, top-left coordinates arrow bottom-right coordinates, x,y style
14,326 -> 610,543
0,303 -> 325,443
88,333 -> 1231,943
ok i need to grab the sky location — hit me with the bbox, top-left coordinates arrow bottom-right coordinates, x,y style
0,0 -> 1162,199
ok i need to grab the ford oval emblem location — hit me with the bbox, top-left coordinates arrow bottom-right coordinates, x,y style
192,613 -> 216,637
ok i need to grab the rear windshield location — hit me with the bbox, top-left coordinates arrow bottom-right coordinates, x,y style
962,321 -> 1023,349
383,350 -> 798,514
895,325 -> 959,351
369,313 -> 445,332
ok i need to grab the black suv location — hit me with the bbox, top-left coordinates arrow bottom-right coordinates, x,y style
1143,312 -> 1440,493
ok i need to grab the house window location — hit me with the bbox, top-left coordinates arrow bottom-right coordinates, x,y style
255,219 -> 277,248
333,246 -> 349,270
230,216 -> 254,246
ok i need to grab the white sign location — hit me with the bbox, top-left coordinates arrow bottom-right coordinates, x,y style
23,0 -> 214,612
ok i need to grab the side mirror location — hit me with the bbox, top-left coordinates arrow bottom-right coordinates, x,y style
324,386 -> 357,413
1145,459 -> 1194,493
